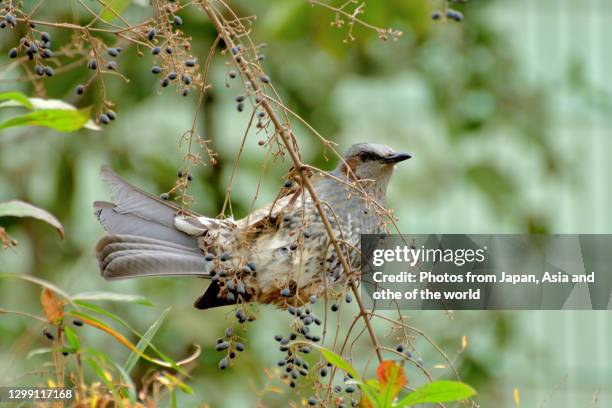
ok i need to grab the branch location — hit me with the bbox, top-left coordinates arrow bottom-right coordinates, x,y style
199,0 -> 383,363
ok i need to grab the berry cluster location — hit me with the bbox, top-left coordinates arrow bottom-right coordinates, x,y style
215,309 -> 250,369
4,17 -> 56,78
432,0 -> 466,22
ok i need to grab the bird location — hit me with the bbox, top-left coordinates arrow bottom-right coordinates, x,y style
94,143 -> 411,309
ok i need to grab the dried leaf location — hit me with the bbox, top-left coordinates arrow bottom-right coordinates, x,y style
376,360 -> 407,402
40,288 -> 63,325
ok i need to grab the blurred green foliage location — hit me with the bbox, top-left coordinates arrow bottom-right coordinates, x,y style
1,0 -> 608,407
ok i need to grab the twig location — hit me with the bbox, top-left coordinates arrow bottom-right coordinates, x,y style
199,0 -> 383,363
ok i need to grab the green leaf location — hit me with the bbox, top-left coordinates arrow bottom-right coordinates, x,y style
318,347 -> 360,381
124,307 -> 170,373
72,291 -> 154,306
111,361 -> 137,404
0,108 -> 91,132
0,91 -> 33,109
0,200 -> 64,238
100,0 -> 133,22
64,326 -> 81,351
395,381 -> 476,407
85,354 -> 122,403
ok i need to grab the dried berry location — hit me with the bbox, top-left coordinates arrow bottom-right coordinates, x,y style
99,114 -> 111,124
218,357 -> 229,369
151,66 -> 162,74
446,9 -> 463,21
147,27 -> 157,41
4,13 -> 16,26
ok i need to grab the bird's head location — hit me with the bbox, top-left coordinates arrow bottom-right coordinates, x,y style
336,143 -> 411,183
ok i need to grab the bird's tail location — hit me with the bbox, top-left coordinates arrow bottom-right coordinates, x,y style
94,167 -> 211,280
96,235 -> 211,280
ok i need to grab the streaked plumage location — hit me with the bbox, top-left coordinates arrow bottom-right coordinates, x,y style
94,143 -> 410,309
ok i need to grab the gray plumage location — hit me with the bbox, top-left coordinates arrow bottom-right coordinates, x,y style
94,143 -> 410,309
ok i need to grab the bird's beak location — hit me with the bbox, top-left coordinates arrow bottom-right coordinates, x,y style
383,152 -> 412,164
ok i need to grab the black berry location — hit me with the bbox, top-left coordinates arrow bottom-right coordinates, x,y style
76,84 -> 85,95
8,48 -> 17,58
88,59 -> 97,70
151,46 -> 161,55
173,16 -> 183,26
107,47 -> 119,57
43,66 -> 54,77
99,114 -> 111,124
185,58 -> 196,67
147,27 -> 157,41
151,66 -> 162,74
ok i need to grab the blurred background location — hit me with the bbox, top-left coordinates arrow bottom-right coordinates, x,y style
1,0 -> 611,406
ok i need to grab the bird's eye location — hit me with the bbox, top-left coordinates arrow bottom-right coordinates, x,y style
359,151 -> 373,161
